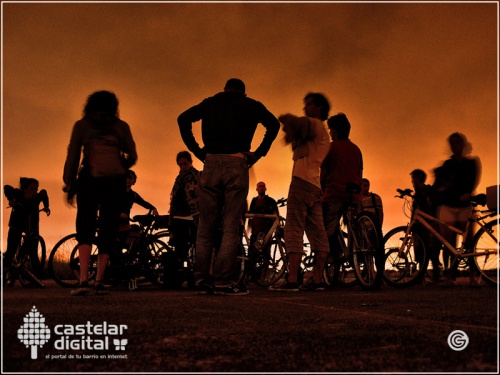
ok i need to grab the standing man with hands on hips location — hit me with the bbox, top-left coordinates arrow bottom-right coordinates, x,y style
177,78 -> 280,295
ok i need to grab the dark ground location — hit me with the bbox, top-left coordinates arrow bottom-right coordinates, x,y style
2,278 -> 498,373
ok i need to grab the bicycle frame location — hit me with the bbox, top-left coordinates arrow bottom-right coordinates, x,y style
244,213 -> 281,247
404,207 -> 497,266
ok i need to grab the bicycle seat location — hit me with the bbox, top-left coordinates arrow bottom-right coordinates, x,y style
153,215 -> 170,229
132,214 -> 155,226
132,214 -> 170,228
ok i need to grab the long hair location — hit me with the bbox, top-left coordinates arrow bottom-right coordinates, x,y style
83,91 -> 119,117
448,132 -> 472,156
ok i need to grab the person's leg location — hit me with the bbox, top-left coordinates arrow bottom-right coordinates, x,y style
322,201 -> 344,281
454,206 -> 475,284
96,176 -> 126,287
437,206 -> 457,283
171,219 -> 191,261
75,178 -> 98,288
96,253 -> 110,283
194,155 -> 221,285
283,178 -> 307,285
4,227 -> 23,266
428,225 -> 442,282
305,188 -> 329,285
77,244 -> 92,283
213,156 -> 249,285
70,243 -> 93,295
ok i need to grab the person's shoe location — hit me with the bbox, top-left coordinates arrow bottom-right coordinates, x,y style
214,282 -> 249,296
71,282 -> 90,296
299,281 -> 327,291
194,279 -> 215,295
269,281 -> 300,292
95,282 -> 110,295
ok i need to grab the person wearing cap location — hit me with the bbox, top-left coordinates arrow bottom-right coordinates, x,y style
177,78 -> 280,295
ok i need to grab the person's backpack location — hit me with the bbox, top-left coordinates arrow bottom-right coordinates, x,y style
87,129 -> 126,178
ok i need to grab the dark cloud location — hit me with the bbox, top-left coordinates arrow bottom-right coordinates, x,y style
2,2 -> 497,246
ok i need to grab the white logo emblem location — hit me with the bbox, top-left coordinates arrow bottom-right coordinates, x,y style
17,306 -> 51,359
448,330 -> 469,351
113,338 -> 128,350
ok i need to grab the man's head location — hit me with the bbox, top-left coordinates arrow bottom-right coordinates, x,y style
361,178 -> 370,196
256,181 -> 267,196
327,113 -> 351,140
224,78 -> 246,94
410,169 -> 427,189
303,93 -> 330,120
176,151 -> 193,173
126,170 -> 137,187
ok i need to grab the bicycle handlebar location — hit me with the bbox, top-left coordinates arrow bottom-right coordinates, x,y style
395,188 -> 414,199
276,198 -> 287,207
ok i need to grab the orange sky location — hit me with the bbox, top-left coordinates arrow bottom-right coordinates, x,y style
1,2 -> 498,251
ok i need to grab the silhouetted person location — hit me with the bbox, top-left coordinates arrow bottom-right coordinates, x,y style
321,113 -> 363,285
177,78 -> 280,295
361,178 -> 383,227
247,181 -> 279,281
410,169 -> 441,283
119,169 -> 158,245
63,90 -> 137,296
169,151 -> 201,262
271,93 -> 331,292
3,177 -> 50,280
433,132 -> 481,286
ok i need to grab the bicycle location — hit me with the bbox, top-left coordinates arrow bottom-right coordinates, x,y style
320,187 -> 384,290
300,225 -> 358,288
4,208 -> 48,288
48,211 -> 171,289
241,208 -> 287,287
383,188 -> 499,287
321,217 -> 359,288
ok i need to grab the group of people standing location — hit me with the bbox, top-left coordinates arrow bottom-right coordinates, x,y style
177,80 -> 368,294
409,132 -> 481,286
3,78 -> 482,294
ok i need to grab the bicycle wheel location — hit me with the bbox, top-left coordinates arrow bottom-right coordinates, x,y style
48,234 -> 98,287
255,239 -> 286,286
142,238 -> 174,286
153,229 -> 171,245
383,226 -> 428,287
351,211 -> 384,290
472,220 -> 499,285
323,227 -> 358,287
323,252 -> 358,287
